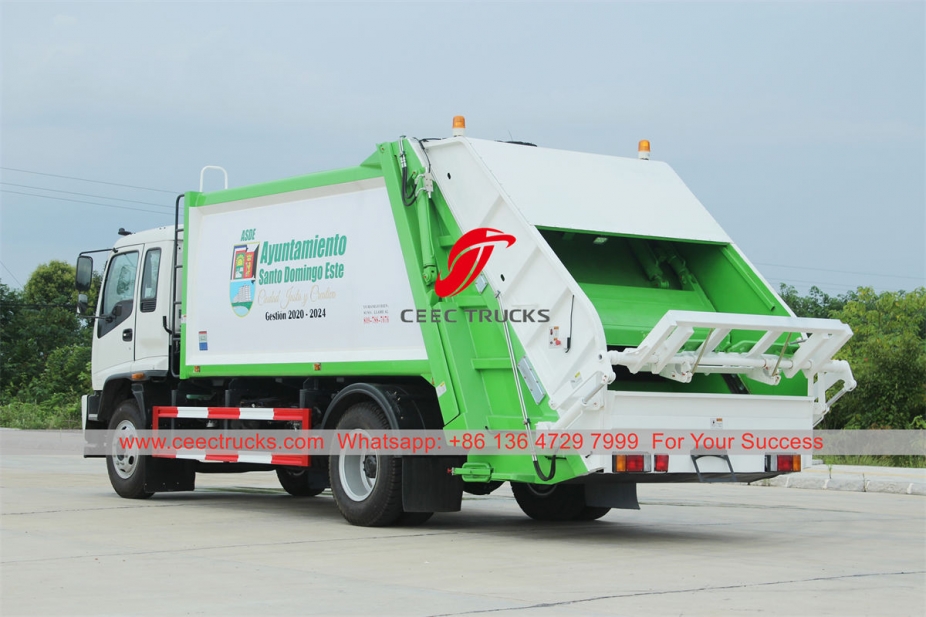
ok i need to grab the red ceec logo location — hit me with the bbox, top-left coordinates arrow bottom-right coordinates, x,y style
435,228 -> 516,298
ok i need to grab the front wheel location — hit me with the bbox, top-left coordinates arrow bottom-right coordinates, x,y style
106,400 -> 153,499
329,402 -> 405,526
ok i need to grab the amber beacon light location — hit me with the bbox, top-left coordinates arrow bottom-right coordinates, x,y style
638,139 -> 651,160
452,115 -> 466,137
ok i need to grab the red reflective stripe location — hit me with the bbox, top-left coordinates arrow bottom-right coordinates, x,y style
150,407 -> 313,466
155,406 -> 178,419
203,407 -> 242,420
155,406 -> 310,421
273,408 -> 308,422
271,455 -> 310,467
204,454 -> 239,462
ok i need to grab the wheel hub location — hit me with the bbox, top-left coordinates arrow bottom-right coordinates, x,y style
362,455 -> 377,479
338,430 -> 378,502
111,419 -> 139,479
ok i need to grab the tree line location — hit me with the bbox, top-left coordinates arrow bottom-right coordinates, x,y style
0,260 -> 923,430
0,261 -> 99,428
777,284 -> 925,430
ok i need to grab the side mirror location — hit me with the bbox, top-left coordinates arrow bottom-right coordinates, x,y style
76,256 -> 93,292
77,293 -> 89,315
113,303 -> 123,318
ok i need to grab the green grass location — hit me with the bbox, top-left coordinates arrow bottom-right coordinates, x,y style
822,455 -> 926,468
0,400 -> 81,429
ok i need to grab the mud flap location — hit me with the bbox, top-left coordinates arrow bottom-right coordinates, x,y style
402,456 -> 464,512
585,483 -> 639,509
144,457 -> 196,493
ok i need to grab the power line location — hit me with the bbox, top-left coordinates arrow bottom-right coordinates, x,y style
0,261 -> 24,287
1,189 -> 172,216
0,182 -> 174,210
765,276 -> 919,292
0,166 -> 179,194
755,261 -> 923,282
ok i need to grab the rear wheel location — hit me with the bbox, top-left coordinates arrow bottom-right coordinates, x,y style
463,481 -> 503,496
276,467 -> 326,497
575,505 -> 611,521
396,511 -> 434,526
329,402 -> 405,526
511,482 -> 588,521
106,400 -> 153,499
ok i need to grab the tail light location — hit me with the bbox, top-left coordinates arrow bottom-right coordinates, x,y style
654,454 -> 669,472
613,454 -> 648,473
614,455 -> 627,472
774,454 -> 802,472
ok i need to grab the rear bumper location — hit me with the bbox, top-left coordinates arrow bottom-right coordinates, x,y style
577,390 -> 814,479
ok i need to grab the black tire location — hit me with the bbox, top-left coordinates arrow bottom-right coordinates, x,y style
396,511 -> 434,526
106,399 -> 153,499
463,481 -> 504,496
329,402 -> 404,526
575,505 -> 611,521
511,482 -> 585,521
276,467 -> 326,497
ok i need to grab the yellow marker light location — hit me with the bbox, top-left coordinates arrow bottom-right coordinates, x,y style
452,115 -> 466,137
614,455 -> 627,472
638,139 -> 651,160
792,455 -> 802,472
130,372 -> 146,381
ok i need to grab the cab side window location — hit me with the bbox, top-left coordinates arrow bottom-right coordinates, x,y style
98,251 -> 138,338
140,249 -> 161,312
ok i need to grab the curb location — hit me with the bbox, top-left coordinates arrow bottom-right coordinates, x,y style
750,474 -> 926,495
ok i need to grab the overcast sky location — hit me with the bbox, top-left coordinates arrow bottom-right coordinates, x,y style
1,1 -> 923,295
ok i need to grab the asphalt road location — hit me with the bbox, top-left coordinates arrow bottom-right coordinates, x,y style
1,455 -> 924,616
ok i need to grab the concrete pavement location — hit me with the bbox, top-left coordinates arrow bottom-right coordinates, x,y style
1,455 -> 924,616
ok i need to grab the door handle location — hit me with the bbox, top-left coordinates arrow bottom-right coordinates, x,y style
122,329 -> 133,342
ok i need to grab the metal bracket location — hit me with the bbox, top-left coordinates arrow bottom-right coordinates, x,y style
451,462 -> 493,482
517,356 -> 546,405
474,274 -> 488,294
691,453 -> 738,483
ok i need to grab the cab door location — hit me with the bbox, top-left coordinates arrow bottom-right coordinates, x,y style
92,246 -> 140,386
133,243 -> 171,367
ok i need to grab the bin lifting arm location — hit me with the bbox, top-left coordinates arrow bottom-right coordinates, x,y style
608,311 -> 856,423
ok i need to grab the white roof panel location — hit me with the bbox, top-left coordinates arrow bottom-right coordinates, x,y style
464,138 -> 730,243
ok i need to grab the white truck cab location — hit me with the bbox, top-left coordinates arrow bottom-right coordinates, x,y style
79,226 -> 179,425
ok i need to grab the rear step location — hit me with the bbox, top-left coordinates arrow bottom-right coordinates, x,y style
609,310 -> 856,423
691,453 -> 738,483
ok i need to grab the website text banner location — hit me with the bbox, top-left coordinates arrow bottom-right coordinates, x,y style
2,430 -> 925,457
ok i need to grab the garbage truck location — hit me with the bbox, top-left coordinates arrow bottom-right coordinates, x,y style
75,117 -> 856,526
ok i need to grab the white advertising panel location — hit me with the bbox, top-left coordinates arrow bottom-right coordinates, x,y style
183,178 -> 427,368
